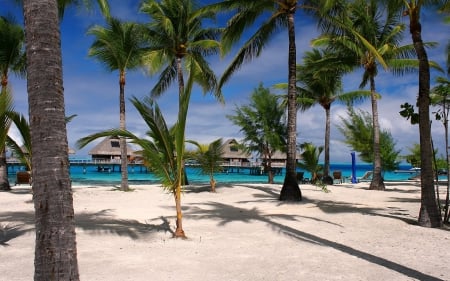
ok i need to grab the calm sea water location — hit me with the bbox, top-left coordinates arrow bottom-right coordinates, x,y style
9,162 -> 443,186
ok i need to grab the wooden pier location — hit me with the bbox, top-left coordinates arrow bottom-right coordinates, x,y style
7,159 -> 284,176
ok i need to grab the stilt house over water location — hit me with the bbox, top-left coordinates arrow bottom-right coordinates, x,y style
89,136 -> 135,163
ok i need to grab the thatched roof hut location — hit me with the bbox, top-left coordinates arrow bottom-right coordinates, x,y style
259,150 -> 302,167
89,137 -> 135,161
221,139 -> 251,165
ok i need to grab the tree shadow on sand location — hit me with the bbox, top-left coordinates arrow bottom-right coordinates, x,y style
0,209 -> 174,245
75,210 -> 174,238
0,210 -> 35,246
181,186 -> 443,281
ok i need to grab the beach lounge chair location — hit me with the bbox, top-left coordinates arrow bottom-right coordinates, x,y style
15,171 -> 31,185
357,171 -> 373,182
332,171 -> 342,184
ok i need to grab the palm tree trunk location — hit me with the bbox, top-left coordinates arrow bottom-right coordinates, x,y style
280,9 -> 301,201
267,153 -> 274,184
0,149 -> 10,190
119,71 -> 129,191
174,56 -> 186,237
444,111 -> 450,223
174,182 -> 186,238
210,176 -> 216,193
410,16 -> 441,227
369,76 -> 385,190
1,83 -> 11,190
324,106 -> 331,177
23,0 -> 79,279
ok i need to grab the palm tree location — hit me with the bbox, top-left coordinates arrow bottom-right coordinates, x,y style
0,15 -> 25,91
187,138 -> 224,192
313,0 -> 421,191
201,0 -> 341,201
227,83 -> 287,184
297,142 -> 324,184
77,93 -> 193,238
0,15 -> 26,190
6,113 -> 74,174
287,48 -> 369,180
380,0 -> 449,227
87,17 -> 147,192
430,76 -> 450,223
337,107 -> 401,172
0,88 -> 14,191
22,0 -> 79,279
140,0 -> 222,100
55,0 -> 110,18
6,112 -> 32,172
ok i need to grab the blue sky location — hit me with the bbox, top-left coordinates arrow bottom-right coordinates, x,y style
2,0 -> 449,163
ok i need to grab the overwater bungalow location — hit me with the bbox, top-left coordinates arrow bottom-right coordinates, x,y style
221,139 -> 252,167
88,136 -> 135,163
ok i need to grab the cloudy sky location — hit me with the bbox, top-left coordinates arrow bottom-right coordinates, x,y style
2,0 -> 449,163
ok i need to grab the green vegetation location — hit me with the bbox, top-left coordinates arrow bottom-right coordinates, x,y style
187,138 -> 224,192
227,83 -> 287,184
297,142 -> 324,184
313,0 -> 422,190
338,107 -> 401,172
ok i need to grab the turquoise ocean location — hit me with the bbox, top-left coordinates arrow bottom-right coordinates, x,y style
8,162 -> 445,186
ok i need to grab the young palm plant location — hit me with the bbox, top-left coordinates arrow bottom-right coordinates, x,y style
187,138 -> 224,192
77,89 -> 193,238
297,142 -> 324,184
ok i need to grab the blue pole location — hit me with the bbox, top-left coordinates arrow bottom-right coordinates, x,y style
351,152 -> 357,183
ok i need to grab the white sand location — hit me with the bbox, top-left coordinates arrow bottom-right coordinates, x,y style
1,182 -> 449,281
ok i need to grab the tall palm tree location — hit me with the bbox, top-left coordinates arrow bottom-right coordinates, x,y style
294,49 -> 368,179
87,17 -> 146,192
22,0 -> 79,279
187,138 -> 224,192
140,0 -> 222,100
383,0 -> 448,227
0,16 -> 25,91
139,0 -> 222,237
201,0 -> 339,201
55,0 -> 110,19
77,92 -> 194,238
430,76 -> 450,223
0,15 -> 26,190
313,0 -> 420,190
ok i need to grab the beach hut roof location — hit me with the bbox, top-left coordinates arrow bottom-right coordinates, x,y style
221,139 -> 251,159
89,136 -> 135,156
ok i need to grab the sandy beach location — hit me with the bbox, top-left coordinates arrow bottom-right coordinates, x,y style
1,181 -> 449,281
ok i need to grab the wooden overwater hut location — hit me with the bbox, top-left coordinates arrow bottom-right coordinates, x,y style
257,150 -> 302,176
221,139 -> 252,173
88,136 -> 136,172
